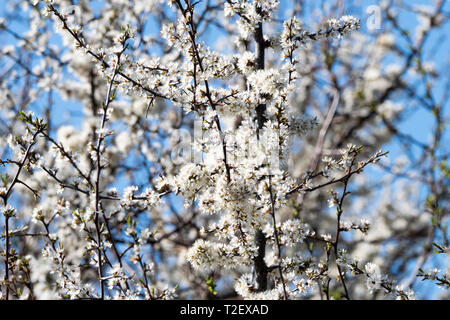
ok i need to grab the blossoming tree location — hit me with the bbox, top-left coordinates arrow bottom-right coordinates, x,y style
0,0 -> 448,300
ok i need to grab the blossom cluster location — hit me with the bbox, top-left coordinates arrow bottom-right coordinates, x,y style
0,0 -> 446,301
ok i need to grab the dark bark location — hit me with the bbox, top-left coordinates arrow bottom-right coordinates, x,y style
252,13 -> 269,292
